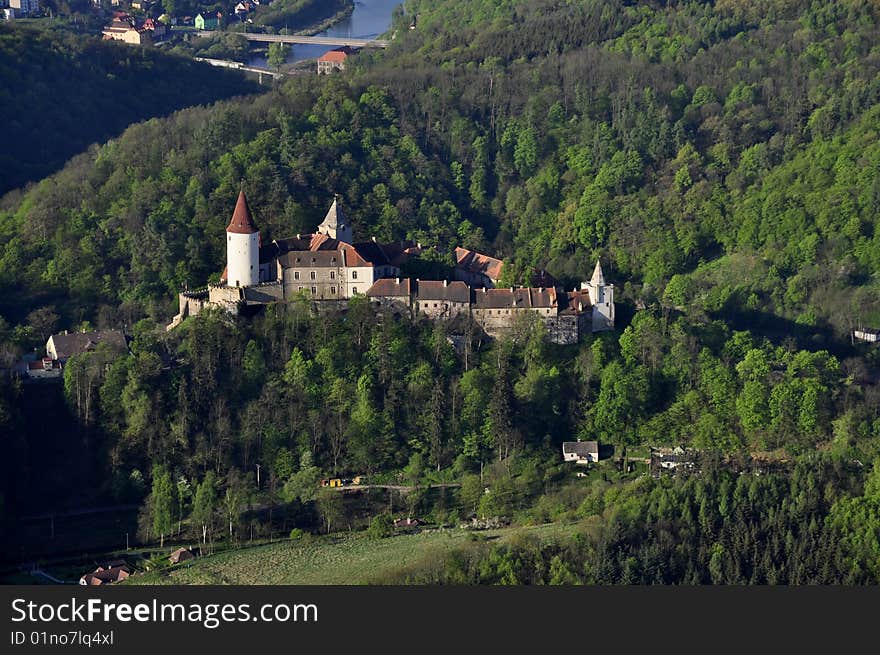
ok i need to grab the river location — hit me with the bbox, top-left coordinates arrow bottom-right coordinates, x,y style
249,0 -> 402,68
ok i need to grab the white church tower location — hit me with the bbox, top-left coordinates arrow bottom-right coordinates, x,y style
583,260 -> 615,331
226,190 -> 260,288
317,194 -> 352,244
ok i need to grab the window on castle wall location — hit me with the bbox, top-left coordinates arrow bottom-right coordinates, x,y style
352,271 -> 358,279
294,272 -> 300,280
310,271 -> 316,280
353,287 -> 358,294
331,287 -> 336,294
311,287 -> 317,294
330,271 -> 335,279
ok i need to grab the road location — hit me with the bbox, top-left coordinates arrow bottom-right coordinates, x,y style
333,483 -> 461,494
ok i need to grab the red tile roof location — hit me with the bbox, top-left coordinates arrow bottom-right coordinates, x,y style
454,247 -> 504,282
319,47 -> 352,63
560,290 -> 592,315
226,190 -> 259,234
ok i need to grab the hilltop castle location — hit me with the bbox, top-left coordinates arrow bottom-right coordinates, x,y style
167,191 -> 614,344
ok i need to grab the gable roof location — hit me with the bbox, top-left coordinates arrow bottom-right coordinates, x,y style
319,47 -> 352,63
352,240 -> 392,267
415,280 -> 471,303
383,241 -> 423,268
367,278 -> 413,297
226,190 -> 259,234
560,290 -> 592,315
454,247 -> 504,282
530,268 -> 558,288
473,287 -> 557,309
276,241 -> 372,269
562,441 -> 598,457
48,330 -> 127,360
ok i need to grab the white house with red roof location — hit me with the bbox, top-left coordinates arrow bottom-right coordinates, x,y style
317,47 -> 354,74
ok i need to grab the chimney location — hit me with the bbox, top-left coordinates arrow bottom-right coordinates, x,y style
444,279 -> 448,287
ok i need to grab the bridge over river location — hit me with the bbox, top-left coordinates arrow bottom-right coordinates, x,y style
187,29 -> 389,48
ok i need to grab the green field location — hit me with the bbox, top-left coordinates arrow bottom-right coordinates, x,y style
129,523 -> 579,585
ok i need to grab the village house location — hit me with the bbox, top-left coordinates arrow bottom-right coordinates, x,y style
194,12 -> 221,30
167,192 -> 616,345
25,356 -> 63,380
142,18 -> 166,40
9,0 -> 38,16
650,446 -> 697,478
46,329 -> 128,363
102,20 -> 151,45
854,327 -> 880,343
317,47 -> 353,74
169,547 -> 196,564
562,441 -> 599,464
79,561 -> 130,586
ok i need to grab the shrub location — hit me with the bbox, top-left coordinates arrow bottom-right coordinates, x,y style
367,514 -> 394,540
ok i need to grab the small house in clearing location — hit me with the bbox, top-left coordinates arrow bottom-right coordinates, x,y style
562,441 -> 599,464
169,547 -> 196,564
854,328 -> 880,343
79,561 -> 131,585
46,329 -> 128,363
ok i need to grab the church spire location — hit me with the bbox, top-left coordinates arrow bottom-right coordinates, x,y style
226,190 -> 259,234
317,194 -> 352,243
591,260 -> 605,286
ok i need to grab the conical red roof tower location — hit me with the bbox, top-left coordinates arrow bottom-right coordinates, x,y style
226,190 -> 259,234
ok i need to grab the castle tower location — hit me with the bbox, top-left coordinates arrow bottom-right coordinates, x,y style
226,190 -> 260,288
317,194 -> 352,244
582,260 -> 614,331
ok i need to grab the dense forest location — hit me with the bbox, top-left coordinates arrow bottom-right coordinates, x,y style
2,0 -> 880,581
0,23 -> 260,195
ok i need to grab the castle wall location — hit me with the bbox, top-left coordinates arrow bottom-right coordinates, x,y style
414,299 -> 469,319
244,282 -> 284,304
209,285 -> 245,305
472,306 -> 553,338
543,314 -> 583,345
370,294 -> 413,317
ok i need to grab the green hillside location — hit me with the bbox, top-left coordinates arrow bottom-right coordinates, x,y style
0,22 -> 260,196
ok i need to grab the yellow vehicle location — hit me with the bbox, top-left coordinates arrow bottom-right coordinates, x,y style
320,478 -> 343,488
